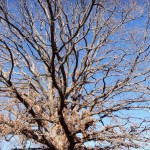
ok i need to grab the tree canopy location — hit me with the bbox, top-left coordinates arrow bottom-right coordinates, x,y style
0,0 -> 150,149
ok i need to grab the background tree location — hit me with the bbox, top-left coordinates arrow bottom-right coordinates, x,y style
0,0 -> 150,149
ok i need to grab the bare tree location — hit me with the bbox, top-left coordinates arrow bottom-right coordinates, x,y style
0,0 -> 150,149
